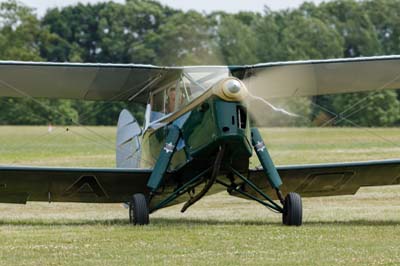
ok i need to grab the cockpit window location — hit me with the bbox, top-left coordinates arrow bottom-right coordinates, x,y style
149,67 -> 230,123
165,86 -> 178,113
150,89 -> 166,122
183,68 -> 230,92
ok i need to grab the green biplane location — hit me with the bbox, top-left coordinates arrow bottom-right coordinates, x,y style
1,56 -> 400,226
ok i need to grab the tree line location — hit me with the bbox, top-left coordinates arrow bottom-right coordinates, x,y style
0,0 -> 399,126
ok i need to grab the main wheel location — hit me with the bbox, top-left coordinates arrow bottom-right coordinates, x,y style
129,193 -> 149,225
282,192 -> 302,226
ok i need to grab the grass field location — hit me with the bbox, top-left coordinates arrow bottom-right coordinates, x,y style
1,126 -> 400,265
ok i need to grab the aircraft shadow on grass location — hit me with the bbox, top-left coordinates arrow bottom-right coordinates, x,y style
0,218 -> 398,227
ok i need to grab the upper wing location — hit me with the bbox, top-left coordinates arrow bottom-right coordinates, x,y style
234,55 -> 400,99
0,61 -> 168,103
2,56 -> 400,103
235,159 -> 400,200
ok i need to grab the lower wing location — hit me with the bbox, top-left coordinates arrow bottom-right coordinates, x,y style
238,159 -> 400,199
1,159 -> 399,204
0,166 -> 157,204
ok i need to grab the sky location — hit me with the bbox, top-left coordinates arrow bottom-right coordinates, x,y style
7,0 -> 328,16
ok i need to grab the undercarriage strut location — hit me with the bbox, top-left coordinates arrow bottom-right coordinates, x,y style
251,127 -> 285,204
149,146 -> 224,213
180,145 -> 225,212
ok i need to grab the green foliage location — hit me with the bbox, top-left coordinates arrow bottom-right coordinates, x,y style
74,101 -> 145,125
151,10 -> 222,65
277,12 -> 344,60
41,3 -> 107,62
254,10 -> 282,62
216,15 -> 258,65
0,0 -> 399,126
364,0 -> 400,54
95,0 -> 173,64
331,90 -> 400,126
303,0 -> 381,57
0,0 -> 42,61
0,98 -> 78,125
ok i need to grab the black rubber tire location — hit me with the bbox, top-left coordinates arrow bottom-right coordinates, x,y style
282,192 -> 302,226
129,193 -> 149,225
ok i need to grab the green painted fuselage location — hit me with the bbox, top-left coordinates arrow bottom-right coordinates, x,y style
140,95 -> 253,209
141,96 -> 252,170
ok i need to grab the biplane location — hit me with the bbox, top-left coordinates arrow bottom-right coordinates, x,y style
1,55 -> 400,226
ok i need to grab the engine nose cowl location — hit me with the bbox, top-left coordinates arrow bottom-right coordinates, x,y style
224,79 -> 242,94
213,78 -> 248,101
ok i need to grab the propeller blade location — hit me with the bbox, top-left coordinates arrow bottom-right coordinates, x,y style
237,55 -> 400,99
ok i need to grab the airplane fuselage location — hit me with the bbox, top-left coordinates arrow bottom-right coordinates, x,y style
141,96 -> 252,170
140,93 -> 253,210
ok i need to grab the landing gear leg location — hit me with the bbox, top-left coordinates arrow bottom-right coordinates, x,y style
251,127 -> 303,226
130,125 -> 180,225
251,127 -> 283,193
180,145 -> 225,212
147,125 -> 181,196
